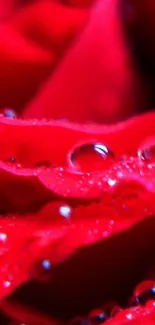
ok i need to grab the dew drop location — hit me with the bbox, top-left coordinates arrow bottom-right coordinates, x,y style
107,178 -> 116,187
125,313 -> 133,320
68,143 -> 114,172
101,301 -> 122,318
0,232 -> 7,243
41,259 -> 52,270
8,157 -> 16,164
59,205 -> 72,219
36,160 -> 51,168
88,309 -> 108,324
138,140 -> 155,162
3,108 -> 17,119
131,281 -> 155,306
31,258 -> 52,282
3,280 -> 11,288
16,163 -> 21,169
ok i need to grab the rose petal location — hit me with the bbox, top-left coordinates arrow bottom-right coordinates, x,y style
11,1 -> 88,53
5,214 -> 155,318
0,1 -> 88,112
0,113 -> 154,212
23,0 -> 147,123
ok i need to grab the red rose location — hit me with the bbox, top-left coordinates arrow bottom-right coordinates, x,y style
0,0 -> 155,324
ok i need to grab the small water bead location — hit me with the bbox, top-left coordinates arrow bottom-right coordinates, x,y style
125,313 -> 133,321
0,232 -> 7,243
69,143 -> 114,172
8,157 -> 17,164
3,109 -> 17,119
107,178 -> 116,187
16,163 -> 21,169
3,280 -> 11,288
8,157 -> 20,167
88,309 -> 108,324
32,259 -> 52,282
41,259 -> 51,270
59,205 -> 72,219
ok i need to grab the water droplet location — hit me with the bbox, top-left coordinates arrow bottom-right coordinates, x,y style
0,233 -> 7,243
8,157 -> 16,164
138,139 -> 155,162
3,108 -> 17,119
107,178 -> 116,187
101,301 -> 122,318
31,259 -> 52,282
68,143 -> 114,172
125,313 -> 133,320
16,164 -> 21,169
36,160 -> 51,168
41,259 -> 51,270
59,205 -> 72,219
3,280 -> 11,288
131,281 -> 155,306
88,309 -> 108,324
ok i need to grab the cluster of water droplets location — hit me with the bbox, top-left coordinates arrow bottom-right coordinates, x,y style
69,281 -> 155,325
1,110 -> 155,287
2,107 -> 155,177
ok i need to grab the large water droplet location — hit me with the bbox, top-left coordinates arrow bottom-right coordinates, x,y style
3,108 -> 17,119
138,139 -> 155,162
69,143 -> 114,172
130,281 -> 155,306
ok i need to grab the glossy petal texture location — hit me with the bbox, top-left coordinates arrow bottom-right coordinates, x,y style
0,0 -> 88,113
0,113 -> 154,306
1,0 -> 155,323
23,0 -> 147,123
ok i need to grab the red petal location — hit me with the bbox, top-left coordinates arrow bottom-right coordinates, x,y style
0,113 -> 155,212
23,0 -> 146,123
0,112 -> 155,166
0,113 -> 154,308
0,1 -> 87,112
